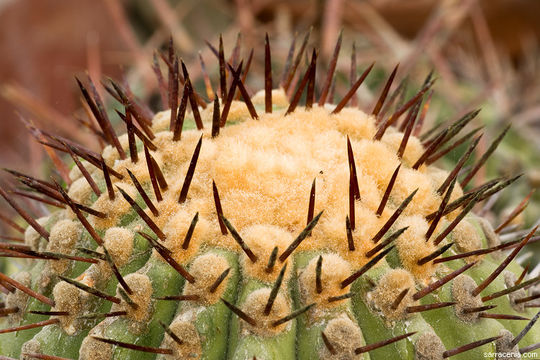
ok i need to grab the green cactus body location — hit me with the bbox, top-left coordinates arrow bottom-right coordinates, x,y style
1,214 -> 90,356
227,279 -> 297,360
355,264 -> 439,358
14,228 -> 151,358
99,257 -> 184,360
0,34 -> 539,360
157,249 -> 240,360
294,251 -> 370,360
418,283 -> 505,360
226,237 -> 297,360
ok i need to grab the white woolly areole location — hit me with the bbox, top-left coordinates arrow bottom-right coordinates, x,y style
320,315 -> 364,360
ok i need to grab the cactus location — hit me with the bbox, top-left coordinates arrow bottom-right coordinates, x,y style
0,32 -> 539,360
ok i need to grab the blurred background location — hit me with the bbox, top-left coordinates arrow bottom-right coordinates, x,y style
0,0 -> 538,250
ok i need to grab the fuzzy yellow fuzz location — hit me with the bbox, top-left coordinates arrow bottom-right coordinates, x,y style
83,104 -> 467,286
